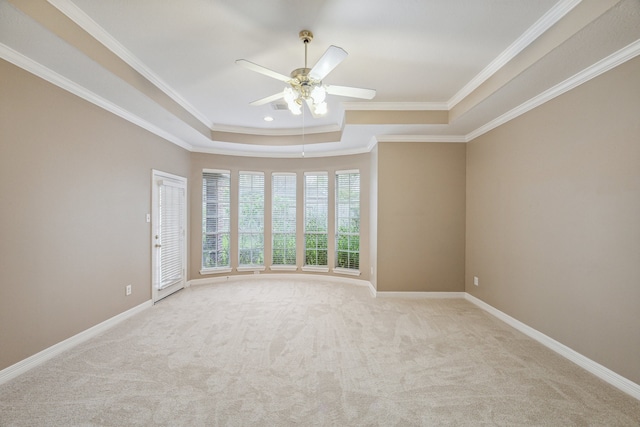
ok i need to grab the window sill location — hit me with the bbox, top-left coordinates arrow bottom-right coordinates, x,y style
333,267 -> 361,276
237,266 -> 266,273
301,266 -> 330,273
200,267 -> 232,275
270,265 -> 298,271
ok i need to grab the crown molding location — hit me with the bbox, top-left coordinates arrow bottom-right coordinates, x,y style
47,0 -> 214,129
192,143 -> 373,159
466,38 -> 640,142
211,123 -> 343,136
0,43 -> 194,152
342,102 -> 449,111
447,0 -> 582,109
366,137 -> 379,152
375,135 -> 467,143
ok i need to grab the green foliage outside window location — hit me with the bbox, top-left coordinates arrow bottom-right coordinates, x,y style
305,233 -> 328,266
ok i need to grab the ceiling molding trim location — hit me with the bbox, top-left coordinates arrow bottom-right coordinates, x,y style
211,123 -> 343,136
342,102 -> 449,111
366,137 -> 378,152
192,146 -> 305,158
447,0 -> 583,109
375,135 -> 467,143
0,43 -> 194,152
192,144 -> 372,159
47,0 -> 214,129
299,146 -> 374,158
466,38 -> 640,142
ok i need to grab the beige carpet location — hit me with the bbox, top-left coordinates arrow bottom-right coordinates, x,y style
1,278 -> 639,426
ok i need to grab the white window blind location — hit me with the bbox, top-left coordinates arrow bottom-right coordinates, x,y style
336,170 -> 360,271
238,172 -> 264,266
202,170 -> 231,269
272,173 -> 297,266
159,182 -> 185,288
304,172 -> 328,267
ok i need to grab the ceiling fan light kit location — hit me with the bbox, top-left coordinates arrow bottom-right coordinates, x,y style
236,30 -> 376,117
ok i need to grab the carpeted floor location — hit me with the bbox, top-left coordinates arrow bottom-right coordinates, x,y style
1,278 -> 639,426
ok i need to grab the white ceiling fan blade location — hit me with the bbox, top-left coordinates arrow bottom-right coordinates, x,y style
236,59 -> 291,83
309,46 -> 347,81
326,85 -> 376,100
249,92 -> 285,106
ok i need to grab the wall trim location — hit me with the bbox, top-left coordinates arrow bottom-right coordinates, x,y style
375,135 -> 467,144
447,0 -> 582,109
0,43 -> 193,152
466,38 -> 640,142
188,273 -> 377,297
3,275 -> 638,401
376,291 -> 465,299
342,101 -> 449,111
47,0 -> 213,130
0,300 -> 152,386
465,293 -> 640,401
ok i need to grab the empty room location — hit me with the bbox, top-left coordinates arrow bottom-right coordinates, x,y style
1,0 -> 639,425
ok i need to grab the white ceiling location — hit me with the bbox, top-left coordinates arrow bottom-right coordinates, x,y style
1,0 -> 639,157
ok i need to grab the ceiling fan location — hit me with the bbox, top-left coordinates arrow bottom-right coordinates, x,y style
236,30 -> 376,117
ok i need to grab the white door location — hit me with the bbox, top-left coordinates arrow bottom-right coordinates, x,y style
152,170 -> 187,302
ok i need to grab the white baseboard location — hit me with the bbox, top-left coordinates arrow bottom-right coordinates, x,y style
188,273 -> 375,293
190,273 -> 372,286
0,300 -> 152,386
376,291 -> 465,299
465,293 -> 640,401
3,281 -> 638,402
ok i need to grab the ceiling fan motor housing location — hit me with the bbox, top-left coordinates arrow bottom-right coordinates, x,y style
290,67 -> 318,100
299,30 -> 313,44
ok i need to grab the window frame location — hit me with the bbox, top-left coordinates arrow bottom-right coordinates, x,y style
302,171 -> 329,273
237,171 -> 265,271
201,169 -> 232,275
334,169 -> 361,276
271,172 -> 298,271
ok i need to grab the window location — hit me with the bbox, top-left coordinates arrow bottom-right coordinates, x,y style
272,173 -> 297,268
238,172 -> 264,267
335,170 -> 360,272
304,172 -> 328,268
202,170 -> 231,271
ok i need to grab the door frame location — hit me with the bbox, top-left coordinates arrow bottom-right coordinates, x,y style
151,169 -> 188,303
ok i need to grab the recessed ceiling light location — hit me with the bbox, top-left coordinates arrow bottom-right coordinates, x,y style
263,116 -> 274,122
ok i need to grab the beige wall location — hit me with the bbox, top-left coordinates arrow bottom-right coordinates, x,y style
376,142 -> 466,292
466,56 -> 640,384
0,60 -> 191,370
189,152 -> 371,281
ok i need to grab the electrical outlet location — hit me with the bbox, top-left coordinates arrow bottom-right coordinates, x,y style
126,285 -> 132,296
473,276 -> 479,286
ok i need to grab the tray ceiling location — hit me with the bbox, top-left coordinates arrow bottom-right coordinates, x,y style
1,0 -> 639,157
